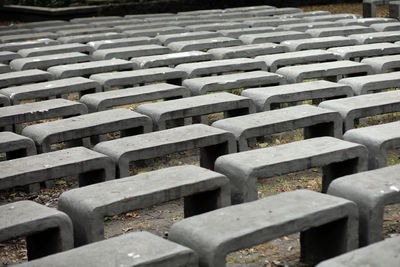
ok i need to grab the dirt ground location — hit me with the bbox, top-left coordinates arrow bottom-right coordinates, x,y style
1,2 -> 399,267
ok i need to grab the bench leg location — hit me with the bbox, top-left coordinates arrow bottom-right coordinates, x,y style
5,148 -> 27,160
363,2 -> 377,17
322,158 -> 360,193
26,228 -> 63,260
78,169 -> 107,187
184,186 -> 230,217
200,142 -> 230,171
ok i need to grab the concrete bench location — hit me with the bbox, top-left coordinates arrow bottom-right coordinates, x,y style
284,10 -> 331,18
306,26 -> 375,37
0,201 -> 73,260
114,23 -> 168,32
94,124 -> 236,177
276,21 -> 342,32
33,23 -> 94,33
215,136 -> 367,203
0,32 -> 58,43
281,36 -> 358,51
217,27 -> 275,39
243,18 -> 306,28
0,132 -> 36,160
277,60 -> 373,83
91,44 -> 170,60
0,93 -> 10,107
9,52 -> 90,71
57,27 -> 114,37
371,22 -> 400,31
88,36 -> 159,50
182,71 -> 283,95
304,14 -> 360,22
327,42 -> 400,61
136,92 -> 255,130
22,109 -> 152,153
0,29 -> 33,36
255,49 -> 341,72
123,26 -> 185,38
175,58 -> 267,78
59,165 -> 230,246
17,43 -> 94,57
239,31 -> 312,44
0,39 -> 59,52
242,80 -> 354,111
0,69 -> 53,88
319,91 -> 400,132
17,231 -> 198,267
156,31 -> 221,45
349,31 -> 400,44
0,77 -> 101,104
57,32 -> 125,44
89,67 -> 187,90
167,37 -> 242,52
328,164 -> 400,247
207,43 -> 288,59
70,16 -> 122,23
249,7 -> 303,16
212,104 -> 343,151
48,59 -> 135,79
131,51 -> 212,68
338,72 -> 400,95
186,22 -> 248,32
0,99 -> 87,132
355,17 -> 397,26
80,83 -> 189,112
361,54 -> 400,73
317,235 -> 400,267
88,19 -> 142,28
0,51 -> 21,63
169,189 -> 358,267
343,120 -> 400,169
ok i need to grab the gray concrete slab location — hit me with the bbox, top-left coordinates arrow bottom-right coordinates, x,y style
94,124 -> 236,177
33,23 -> 94,33
0,39 -> 59,52
89,67 -> 187,90
0,51 -> 21,64
131,51 -> 212,68
319,90 -> 400,131
250,7 -> 303,16
18,43 -> 94,57
18,231 -> 198,267
208,43 -> 288,59
215,136 -> 368,203
91,44 -> 169,60
239,31 -> 312,44
0,32 -> 58,44
80,83 -> 190,112
156,31 -> 222,45
186,22 -> 248,32
212,104 -> 343,151
123,26 -> 185,38
0,200 -> 73,260
282,10 -> 331,18
70,16 -> 122,24
59,165 -> 230,246
168,37 -> 242,52
306,25 -> 375,37
0,132 -> 36,160
304,14 -> 360,22
57,32 -> 125,44
241,80 -> 354,111
175,58 -> 267,78
17,20 -> 67,29
243,18 -> 305,28
361,54 -> 400,73
356,17 -> 397,26
276,60 -> 373,83
217,27 -> 275,39
88,36 -> 159,50
327,42 -> 400,61
0,69 -> 53,88
169,189 -> 358,267
348,31 -> 400,44
328,164 -> 400,247
88,19 -> 143,28
281,36 -> 358,52
370,22 -> 400,31
276,21 -> 342,32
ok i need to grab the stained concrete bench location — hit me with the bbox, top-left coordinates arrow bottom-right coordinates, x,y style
17,43 -> 94,57
123,26 -> 185,38
0,93 -> 10,107
156,31 -> 221,45
207,43 -> 288,59
0,51 -> 21,63
243,18 -> 306,28
355,17 -> 397,26
70,16 -> 122,23
306,26 -> 375,37
327,42 -> 400,61
217,27 -> 275,39
371,22 -> 400,31
303,13 -> 359,22
317,235 -> 400,267
319,91 -> 400,131
212,104 -> 343,151
0,39 -> 59,52
361,54 -> 400,73
276,21 -> 342,32
58,165 -> 230,246
175,58 -> 267,78
338,72 -> 400,95
80,83 -> 189,112
0,132 -> 36,160
186,22 -> 248,32
349,31 -> 400,44
0,146 -> 115,191
57,27 -> 114,37
239,31 -> 312,44
215,136 -> 367,203
255,49 -> 341,72
136,93 -> 255,130
242,80 -> 354,111
17,231 -> 198,267
281,36 -> 358,51
328,164 -> 400,247
47,59 -> 135,79
88,36 -> 159,50
0,32 -> 58,43
277,60 -> 373,83
167,37 -> 242,52
0,77 -> 101,104
88,19 -> 142,28
33,23 -> 93,33
131,51 -> 212,68
182,71 -> 283,95
22,109 -> 152,153
91,44 -> 170,60
249,7 -> 303,16
94,124 -> 236,177
343,120 -> 400,169
284,10 -> 331,18
0,201 -> 73,260
0,69 -> 53,88
89,67 -> 187,90
0,99 -> 87,132
169,189 -> 358,267
57,32 -> 125,44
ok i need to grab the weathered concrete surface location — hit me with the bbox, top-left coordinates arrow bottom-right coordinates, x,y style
349,31 -> 400,44
0,131 -> 36,160
167,37 -> 242,52
327,42 -> 400,60
338,72 -> 400,95
91,44 -> 170,60
0,69 -> 53,88
361,55 -> 400,73
281,36 -> 358,51
17,43 -> 94,57
88,36 -> 159,50
208,43 -> 288,59
132,51 -> 212,69
239,31 -> 311,44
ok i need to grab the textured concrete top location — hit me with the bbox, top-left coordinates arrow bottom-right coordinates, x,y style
281,36 -> 358,51
208,43 -> 288,59
344,120 -> 400,143
91,44 -> 169,60
218,27 -> 275,39
348,31 -> 400,44
88,36 -> 157,50
156,31 -> 222,45
239,31 -> 312,44
327,42 -> 400,59
0,39 -> 59,52
17,43 -> 94,57
0,69 -> 53,88
338,72 -> 400,95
